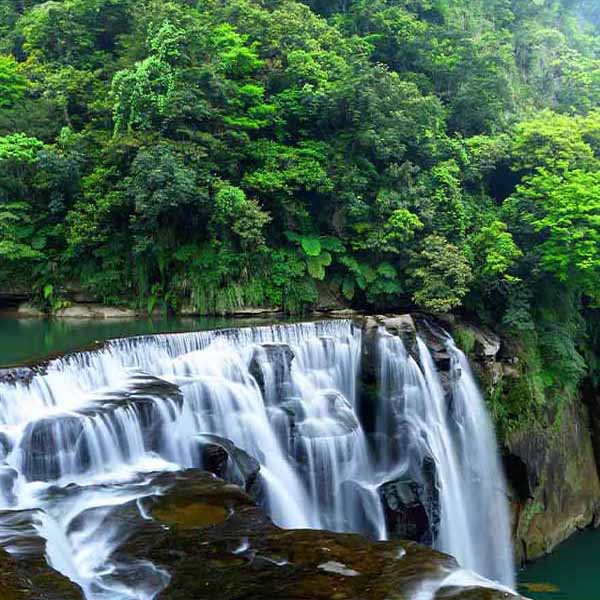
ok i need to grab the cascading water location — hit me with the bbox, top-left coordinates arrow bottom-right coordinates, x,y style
0,321 -> 385,598
376,327 -> 515,587
0,318 -> 514,598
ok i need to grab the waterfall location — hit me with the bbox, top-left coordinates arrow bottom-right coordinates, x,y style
376,327 -> 515,587
0,319 -> 514,598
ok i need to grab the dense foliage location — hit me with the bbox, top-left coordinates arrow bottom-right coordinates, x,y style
1,0 -> 600,428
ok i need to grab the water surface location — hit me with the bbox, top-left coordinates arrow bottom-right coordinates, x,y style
519,527 -> 600,599
0,315 -> 287,367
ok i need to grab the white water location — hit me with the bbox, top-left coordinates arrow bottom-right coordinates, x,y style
376,327 -> 515,587
0,319 -> 514,597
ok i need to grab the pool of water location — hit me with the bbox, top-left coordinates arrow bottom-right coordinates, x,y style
519,527 -> 600,599
0,314 -> 290,367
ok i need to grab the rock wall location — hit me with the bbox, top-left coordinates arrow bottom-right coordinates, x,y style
506,401 -> 600,562
454,320 -> 600,565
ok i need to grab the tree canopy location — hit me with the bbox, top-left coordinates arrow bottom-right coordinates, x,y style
1,0 -> 600,427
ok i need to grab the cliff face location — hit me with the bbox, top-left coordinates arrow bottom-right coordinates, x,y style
458,321 -> 600,564
506,401 -> 600,562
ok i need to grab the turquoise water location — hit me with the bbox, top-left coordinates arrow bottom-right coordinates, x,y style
0,315 -> 287,367
519,528 -> 600,599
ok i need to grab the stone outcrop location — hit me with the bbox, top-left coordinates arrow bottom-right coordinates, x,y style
378,456 -> 440,546
16,303 -> 45,317
19,374 -> 183,481
55,304 -> 136,318
196,434 -> 264,502
112,469 -> 526,600
248,342 -> 294,403
506,400 -> 600,562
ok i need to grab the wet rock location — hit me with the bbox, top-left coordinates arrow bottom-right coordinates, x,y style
249,342 -> 294,403
296,391 -> 359,439
292,391 -> 360,473
0,367 -> 42,386
378,457 -> 440,546
432,350 -> 452,371
20,375 -> 183,481
360,316 -> 381,386
507,400 -> 600,563
0,467 -> 18,505
339,480 -> 386,539
361,315 -> 417,376
471,328 -> 501,362
16,303 -> 45,317
0,546 -> 82,600
112,470 -> 525,600
20,414 -> 91,481
0,509 -> 82,599
196,435 -> 263,503
0,433 -> 11,460
380,314 -> 417,351
436,586 -> 517,599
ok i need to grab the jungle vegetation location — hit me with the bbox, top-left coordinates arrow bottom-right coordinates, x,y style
1,0 -> 600,428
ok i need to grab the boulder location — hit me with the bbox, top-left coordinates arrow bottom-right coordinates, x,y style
378,456 -> 440,546
196,434 -> 263,503
471,327 -> 501,362
54,303 -> 136,318
0,466 -> 18,504
91,305 -> 136,318
17,303 -> 45,317
55,304 -> 95,318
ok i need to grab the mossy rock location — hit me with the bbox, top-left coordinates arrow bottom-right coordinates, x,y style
113,469 -> 526,600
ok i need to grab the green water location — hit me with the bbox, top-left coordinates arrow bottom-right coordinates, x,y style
519,528 -> 600,599
0,315 -> 286,367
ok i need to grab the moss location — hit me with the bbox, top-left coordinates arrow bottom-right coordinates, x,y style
453,325 -> 476,355
521,501 -> 544,531
153,501 -> 229,528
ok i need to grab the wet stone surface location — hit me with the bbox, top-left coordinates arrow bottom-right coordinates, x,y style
113,469 -> 524,600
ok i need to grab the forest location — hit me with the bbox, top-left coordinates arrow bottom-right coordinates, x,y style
1,0 -> 600,430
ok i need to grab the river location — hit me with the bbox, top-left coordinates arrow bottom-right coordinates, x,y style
0,314 -> 288,367
519,527 -> 600,599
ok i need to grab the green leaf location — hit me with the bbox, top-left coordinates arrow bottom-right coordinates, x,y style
377,262 -> 397,279
342,277 -> 355,300
307,255 -> 326,279
319,251 -> 332,267
320,236 -> 345,253
300,236 -> 322,257
31,236 -> 47,251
